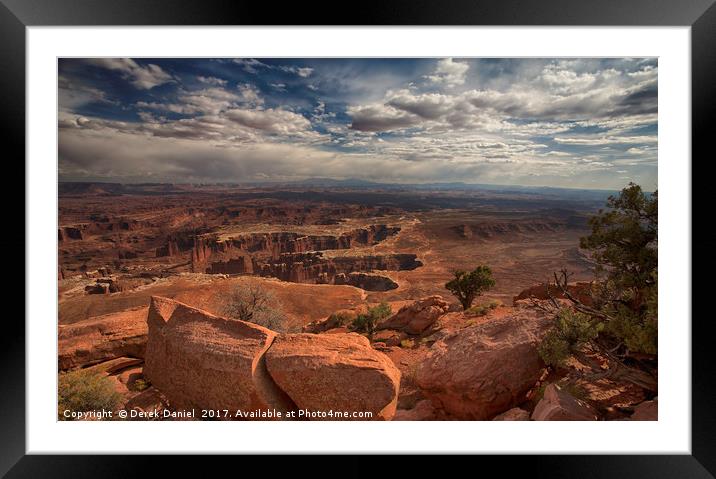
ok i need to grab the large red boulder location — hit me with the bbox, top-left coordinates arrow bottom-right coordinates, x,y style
143,296 -> 295,417
377,296 -> 450,335
416,308 -> 551,419
265,333 -> 401,420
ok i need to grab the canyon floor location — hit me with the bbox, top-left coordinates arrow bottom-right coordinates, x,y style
58,182 -> 656,421
59,183 -> 598,325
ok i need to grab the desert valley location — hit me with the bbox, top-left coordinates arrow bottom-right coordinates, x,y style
58,181 -> 656,421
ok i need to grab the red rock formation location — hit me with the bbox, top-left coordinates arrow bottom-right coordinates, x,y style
143,296 -> 295,417
58,226 -> 84,242
513,282 -> 594,306
207,256 -> 254,275
58,307 -> 148,370
393,399 -> 438,421
191,224 -> 400,272
531,384 -> 599,420
334,272 -> 398,291
252,252 -> 420,286
630,398 -> 658,421
155,231 -> 198,257
451,219 -> 582,240
492,407 -> 531,420
265,333 -> 401,421
85,283 -> 110,294
118,249 -> 138,259
377,296 -> 450,334
416,308 -> 552,420
197,242 -> 420,290
142,297 -> 401,420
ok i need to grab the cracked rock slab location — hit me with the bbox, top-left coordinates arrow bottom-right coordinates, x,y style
265,333 -> 401,420
143,296 -> 295,418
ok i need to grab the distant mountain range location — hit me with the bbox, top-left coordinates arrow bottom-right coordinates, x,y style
58,178 -> 620,202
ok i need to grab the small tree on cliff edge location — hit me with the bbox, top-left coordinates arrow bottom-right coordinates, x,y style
580,182 -> 658,355
445,266 -> 496,310
537,183 -> 658,390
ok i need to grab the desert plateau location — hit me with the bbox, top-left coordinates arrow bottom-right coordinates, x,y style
58,181 -> 656,421
57,57 -> 658,422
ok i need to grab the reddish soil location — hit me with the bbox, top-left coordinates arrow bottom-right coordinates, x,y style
59,184 -> 597,328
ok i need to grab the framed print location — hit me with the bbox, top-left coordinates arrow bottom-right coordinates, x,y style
3,0 -> 714,476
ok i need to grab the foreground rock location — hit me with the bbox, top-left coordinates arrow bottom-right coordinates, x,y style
493,408 -> 530,421
630,398 -> 658,421
531,384 -> 599,421
372,329 -> 407,347
513,282 -> 593,306
143,296 -> 295,417
416,308 -> 551,419
265,333 -> 401,420
58,307 -> 148,370
143,296 -> 400,420
393,400 -> 437,421
377,296 -> 450,335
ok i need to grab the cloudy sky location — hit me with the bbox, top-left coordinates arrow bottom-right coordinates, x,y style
58,58 -> 657,189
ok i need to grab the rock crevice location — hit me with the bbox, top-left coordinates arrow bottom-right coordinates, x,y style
143,296 -> 400,420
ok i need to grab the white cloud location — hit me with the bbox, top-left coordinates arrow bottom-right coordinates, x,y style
232,58 -> 270,74
135,85 -> 266,116
236,83 -> 264,106
85,58 -> 174,89
553,135 -> 658,145
197,76 -> 228,86
424,58 -> 469,87
348,61 -> 658,133
233,59 -> 313,78
280,66 -> 314,77
224,107 -> 312,135
58,75 -> 114,110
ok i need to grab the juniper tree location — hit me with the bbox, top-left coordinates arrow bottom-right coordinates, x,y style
445,266 -> 496,310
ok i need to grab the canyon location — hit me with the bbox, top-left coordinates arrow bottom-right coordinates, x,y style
57,182 -> 656,422
189,225 -> 415,290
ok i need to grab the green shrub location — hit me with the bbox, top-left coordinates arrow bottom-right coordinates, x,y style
131,378 -> 151,392
58,369 -> 122,420
445,266 -> 496,310
466,299 -> 501,317
351,302 -> 392,336
326,312 -> 353,328
562,382 -> 588,401
538,308 -> 604,367
486,299 -> 502,309
605,300 -> 658,355
466,304 -> 489,316
400,339 -> 415,348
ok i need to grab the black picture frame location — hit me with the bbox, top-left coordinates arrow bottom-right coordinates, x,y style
3,0 -> 712,476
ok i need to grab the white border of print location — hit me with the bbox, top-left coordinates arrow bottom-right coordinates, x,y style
27,26 -> 690,454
